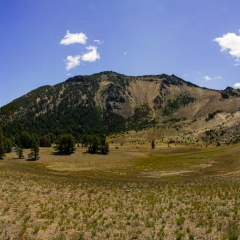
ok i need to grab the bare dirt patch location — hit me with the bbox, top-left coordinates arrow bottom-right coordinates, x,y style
141,170 -> 192,178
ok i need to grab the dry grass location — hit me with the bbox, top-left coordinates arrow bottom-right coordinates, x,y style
1,142 -> 240,239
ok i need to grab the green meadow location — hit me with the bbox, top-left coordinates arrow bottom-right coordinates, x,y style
1,142 -> 240,239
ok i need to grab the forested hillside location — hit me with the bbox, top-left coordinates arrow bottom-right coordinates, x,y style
1,71 -> 240,147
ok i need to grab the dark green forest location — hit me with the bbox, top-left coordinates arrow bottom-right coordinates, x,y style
2,71 -> 231,157
0,72 -> 158,157
1,72 -> 158,138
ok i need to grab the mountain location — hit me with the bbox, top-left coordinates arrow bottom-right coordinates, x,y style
1,71 -> 240,145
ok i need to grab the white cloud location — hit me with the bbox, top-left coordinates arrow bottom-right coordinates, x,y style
233,82 -> 240,88
94,39 -> 103,44
203,75 -> 222,81
124,52 -> 127,55
214,32 -> 240,63
81,46 -> 100,62
204,76 -> 212,81
67,73 -> 71,76
63,46 -> 100,70
65,55 -> 81,71
60,30 -> 87,45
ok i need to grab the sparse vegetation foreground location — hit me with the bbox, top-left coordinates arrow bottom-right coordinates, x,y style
1,141 -> 240,239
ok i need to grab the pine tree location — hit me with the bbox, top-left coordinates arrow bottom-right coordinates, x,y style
100,137 -> 109,154
0,127 -> 4,159
88,135 -> 99,154
18,132 -> 33,148
17,147 -> 24,159
55,134 -> 76,154
4,137 -> 13,153
31,140 -> 40,160
151,140 -> 155,149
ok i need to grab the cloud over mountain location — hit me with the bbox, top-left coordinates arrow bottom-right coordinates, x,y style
203,76 -> 222,81
233,82 -> 240,89
65,55 -> 81,70
60,31 -> 100,70
214,32 -> 240,64
81,46 -> 100,62
60,31 -> 87,45
204,76 -> 212,81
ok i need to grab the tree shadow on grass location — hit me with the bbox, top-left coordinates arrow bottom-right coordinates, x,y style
51,151 -> 74,156
82,151 -> 108,155
26,158 -> 38,161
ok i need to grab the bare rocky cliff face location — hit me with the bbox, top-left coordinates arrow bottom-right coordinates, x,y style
1,71 -> 240,144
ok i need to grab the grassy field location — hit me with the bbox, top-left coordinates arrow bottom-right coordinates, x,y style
1,142 -> 240,239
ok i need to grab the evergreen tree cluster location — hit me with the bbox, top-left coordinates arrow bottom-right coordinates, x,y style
0,127 -> 14,159
0,127 -> 41,160
54,134 -> 76,154
0,125 -> 110,159
205,110 -> 222,121
162,94 -> 196,116
54,133 -> 109,155
86,135 -> 109,154
0,127 -> 4,159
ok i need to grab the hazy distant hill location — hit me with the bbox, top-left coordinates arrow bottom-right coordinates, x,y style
1,71 -> 240,145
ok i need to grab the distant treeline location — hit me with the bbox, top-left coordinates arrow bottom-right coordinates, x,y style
2,103 -> 157,140
0,126 -> 109,159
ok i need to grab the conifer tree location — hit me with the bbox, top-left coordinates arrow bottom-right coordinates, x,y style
17,147 -> 24,159
55,134 -> 76,154
151,140 -> 155,149
31,140 -> 40,160
100,137 -> 109,154
4,137 -> 13,153
0,127 -> 4,159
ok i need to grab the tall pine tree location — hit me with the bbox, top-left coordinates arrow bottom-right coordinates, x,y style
55,134 -> 76,154
31,140 -> 40,160
0,127 -> 5,159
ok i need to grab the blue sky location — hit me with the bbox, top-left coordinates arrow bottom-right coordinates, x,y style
1,0 -> 240,107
